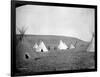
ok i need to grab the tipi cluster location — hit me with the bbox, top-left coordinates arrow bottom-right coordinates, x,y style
33,40 -> 75,52
33,41 -> 48,52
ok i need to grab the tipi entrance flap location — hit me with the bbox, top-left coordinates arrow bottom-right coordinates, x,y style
58,40 -> 68,50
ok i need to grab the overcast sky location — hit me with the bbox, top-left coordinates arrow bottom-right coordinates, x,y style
16,5 -> 94,42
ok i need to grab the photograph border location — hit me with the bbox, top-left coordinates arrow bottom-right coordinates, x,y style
11,0 -> 97,76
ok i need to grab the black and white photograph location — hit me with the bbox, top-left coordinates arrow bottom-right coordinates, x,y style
11,1 -> 97,76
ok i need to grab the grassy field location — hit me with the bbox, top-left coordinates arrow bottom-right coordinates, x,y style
15,35 -> 95,76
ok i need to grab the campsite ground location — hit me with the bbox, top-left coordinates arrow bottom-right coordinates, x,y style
15,35 -> 95,76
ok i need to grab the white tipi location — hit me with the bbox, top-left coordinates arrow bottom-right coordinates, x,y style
58,40 -> 68,50
87,35 -> 95,52
33,43 -> 41,52
38,41 -> 48,52
33,43 -> 38,49
70,44 -> 75,49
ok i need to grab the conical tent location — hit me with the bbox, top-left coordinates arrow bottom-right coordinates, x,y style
33,43 -> 38,49
33,43 -> 41,52
36,46 -> 41,52
87,32 -> 95,52
38,41 -> 48,52
58,40 -> 68,50
87,37 -> 95,52
70,44 -> 75,49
